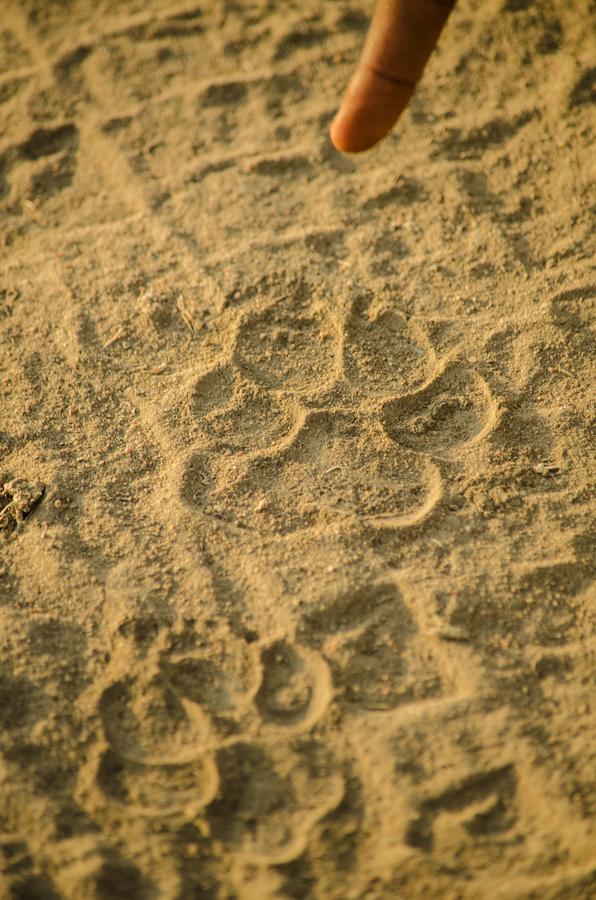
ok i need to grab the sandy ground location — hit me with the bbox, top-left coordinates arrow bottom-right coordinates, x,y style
0,1 -> 595,897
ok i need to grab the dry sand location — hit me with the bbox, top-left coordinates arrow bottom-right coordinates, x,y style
1,1 -> 595,897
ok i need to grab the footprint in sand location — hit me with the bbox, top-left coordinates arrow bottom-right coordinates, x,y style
183,410 -> 439,534
178,289 -> 498,540
91,624 -> 332,826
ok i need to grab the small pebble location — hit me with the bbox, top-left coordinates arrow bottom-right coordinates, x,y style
534,461 -> 561,477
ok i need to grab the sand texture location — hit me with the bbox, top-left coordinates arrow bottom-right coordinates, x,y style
1,0 -> 595,897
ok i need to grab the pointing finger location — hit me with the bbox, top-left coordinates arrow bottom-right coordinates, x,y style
330,0 -> 457,153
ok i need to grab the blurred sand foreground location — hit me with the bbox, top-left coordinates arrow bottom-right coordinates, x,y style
0,1 -> 594,897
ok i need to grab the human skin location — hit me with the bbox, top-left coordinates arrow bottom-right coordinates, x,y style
330,0 -> 458,152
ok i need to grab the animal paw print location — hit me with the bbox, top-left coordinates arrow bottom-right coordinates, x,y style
89,627 -> 332,825
180,294 -> 498,534
179,291 -> 498,536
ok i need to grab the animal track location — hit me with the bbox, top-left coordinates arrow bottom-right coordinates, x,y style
190,411 -> 438,534
179,301 -> 497,539
206,739 -> 343,865
87,626 -> 340,869
2,2 -> 593,895
91,627 -> 331,824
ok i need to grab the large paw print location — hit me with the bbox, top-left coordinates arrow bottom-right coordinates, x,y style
179,293 -> 497,536
86,624 -> 334,858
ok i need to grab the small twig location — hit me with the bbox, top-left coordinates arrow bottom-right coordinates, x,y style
176,295 -> 196,335
104,326 -> 127,348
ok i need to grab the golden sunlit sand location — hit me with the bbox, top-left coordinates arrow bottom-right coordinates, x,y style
0,1 -> 594,897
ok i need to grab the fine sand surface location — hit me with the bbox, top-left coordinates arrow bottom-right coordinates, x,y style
1,1 -> 594,897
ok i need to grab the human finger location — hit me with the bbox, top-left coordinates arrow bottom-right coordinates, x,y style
330,0 -> 457,153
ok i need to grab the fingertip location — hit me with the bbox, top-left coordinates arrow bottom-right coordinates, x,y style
329,110 -> 382,154
329,115 -> 352,153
